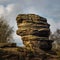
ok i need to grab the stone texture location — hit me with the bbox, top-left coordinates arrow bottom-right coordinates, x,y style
0,43 -> 16,48
0,14 -> 59,60
16,14 -> 58,60
16,14 -> 52,51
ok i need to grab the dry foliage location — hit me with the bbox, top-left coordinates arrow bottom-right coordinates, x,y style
0,17 -> 14,43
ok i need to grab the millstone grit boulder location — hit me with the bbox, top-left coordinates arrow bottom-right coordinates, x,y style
16,14 -> 58,60
0,14 -> 58,60
16,14 -> 52,51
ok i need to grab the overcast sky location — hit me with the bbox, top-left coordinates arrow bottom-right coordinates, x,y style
0,0 -> 60,46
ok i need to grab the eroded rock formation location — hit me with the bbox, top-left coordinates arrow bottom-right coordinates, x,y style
16,14 -> 52,51
0,14 -> 58,60
16,14 -> 57,60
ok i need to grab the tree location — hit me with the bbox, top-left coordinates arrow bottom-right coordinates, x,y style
50,29 -> 60,43
50,29 -> 60,49
0,17 -> 14,43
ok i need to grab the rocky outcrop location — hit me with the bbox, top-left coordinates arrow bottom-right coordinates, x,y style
0,43 -> 16,48
0,43 -> 19,60
0,14 -> 59,60
16,14 -> 53,51
16,14 -> 58,60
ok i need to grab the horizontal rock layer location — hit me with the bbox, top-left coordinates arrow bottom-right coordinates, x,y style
16,14 -> 53,51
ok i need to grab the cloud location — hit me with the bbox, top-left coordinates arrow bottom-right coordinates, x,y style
56,22 -> 60,29
0,4 -> 17,30
47,18 -> 57,33
22,7 -> 38,14
47,18 -> 60,33
6,4 -> 15,14
0,5 -> 7,16
0,4 -> 15,16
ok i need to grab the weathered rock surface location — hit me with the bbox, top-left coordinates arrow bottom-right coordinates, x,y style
16,14 -> 50,38
0,14 -> 59,60
16,14 -> 53,51
0,43 -> 19,60
16,14 -> 58,60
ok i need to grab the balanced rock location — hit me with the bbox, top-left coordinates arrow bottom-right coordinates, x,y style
16,14 -> 53,52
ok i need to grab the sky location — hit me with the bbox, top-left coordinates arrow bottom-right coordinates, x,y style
0,0 -> 60,46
